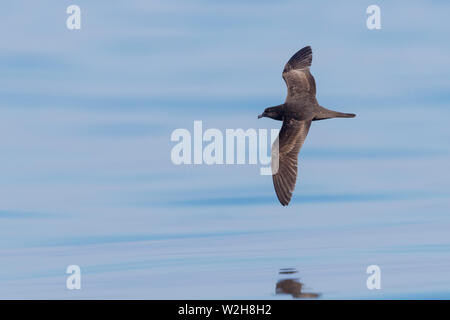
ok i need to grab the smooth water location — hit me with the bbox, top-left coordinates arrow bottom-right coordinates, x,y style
1,1 -> 450,299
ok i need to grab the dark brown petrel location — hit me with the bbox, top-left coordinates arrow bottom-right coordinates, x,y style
258,46 -> 356,206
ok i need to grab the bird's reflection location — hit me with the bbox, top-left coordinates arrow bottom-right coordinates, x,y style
276,268 -> 320,299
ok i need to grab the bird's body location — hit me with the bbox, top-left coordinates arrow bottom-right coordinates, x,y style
258,46 -> 356,206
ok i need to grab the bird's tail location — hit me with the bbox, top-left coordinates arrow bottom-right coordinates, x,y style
313,106 -> 356,121
332,111 -> 356,118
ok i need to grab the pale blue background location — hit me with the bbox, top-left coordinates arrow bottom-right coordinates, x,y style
1,0 -> 450,299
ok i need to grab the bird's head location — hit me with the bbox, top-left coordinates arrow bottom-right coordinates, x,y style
258,105 -> 283,120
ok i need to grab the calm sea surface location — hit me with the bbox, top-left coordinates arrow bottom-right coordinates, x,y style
1,1 -> 449,299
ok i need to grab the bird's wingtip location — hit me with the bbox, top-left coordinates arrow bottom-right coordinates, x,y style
280,200 -> 290,207
286,46 -> 313,70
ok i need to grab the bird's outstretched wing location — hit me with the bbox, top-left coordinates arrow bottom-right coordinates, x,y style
272,119 -> 311,206
282,46 -> 316,101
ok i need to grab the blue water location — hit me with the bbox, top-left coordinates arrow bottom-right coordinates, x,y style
1,1 -> 450,299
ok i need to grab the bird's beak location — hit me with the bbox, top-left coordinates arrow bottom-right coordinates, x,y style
257,113 -> 264,119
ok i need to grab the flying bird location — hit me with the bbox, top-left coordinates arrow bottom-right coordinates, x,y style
258,46 -> 356,206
